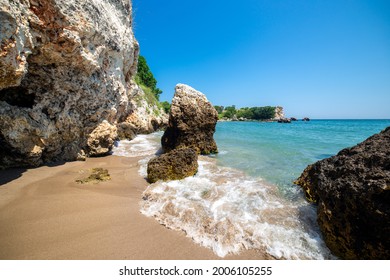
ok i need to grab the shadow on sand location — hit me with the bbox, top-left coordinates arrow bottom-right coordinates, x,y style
0,161 -> 66,186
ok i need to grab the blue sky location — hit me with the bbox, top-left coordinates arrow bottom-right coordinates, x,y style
132,0 -> 390,119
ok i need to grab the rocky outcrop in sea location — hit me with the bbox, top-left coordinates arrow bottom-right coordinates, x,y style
147,148 -> 198,183
161,84 -> 218,155
0,0 -> 166,168
295,127 -> 390,259
147,84 -> 217,182
277,118 -> 291,123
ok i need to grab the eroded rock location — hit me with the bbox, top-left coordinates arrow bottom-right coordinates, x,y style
161,84 -> 218,155
147,148 -> 198,183
295,127 -> 390,259
87,120 -> 117,156
0,0 -> 166,168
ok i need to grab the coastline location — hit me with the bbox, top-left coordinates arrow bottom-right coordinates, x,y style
2,120 -> 388,260
0,155 -> 272,260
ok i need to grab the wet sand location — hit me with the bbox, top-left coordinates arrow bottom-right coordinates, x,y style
0,155 -> 271,260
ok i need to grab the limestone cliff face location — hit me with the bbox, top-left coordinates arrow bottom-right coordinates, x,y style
273,106 -> 284,120
0,0 -> 166,168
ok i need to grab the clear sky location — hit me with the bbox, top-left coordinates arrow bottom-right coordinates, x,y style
132,0 -> 390,119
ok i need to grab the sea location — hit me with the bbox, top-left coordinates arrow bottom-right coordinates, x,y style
112,119 -> 390,259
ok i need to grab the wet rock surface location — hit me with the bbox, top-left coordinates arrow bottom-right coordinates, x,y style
295,127 -> 390,259
146,148 -> 198,183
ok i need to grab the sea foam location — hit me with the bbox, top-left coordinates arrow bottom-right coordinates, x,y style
112,132 -> 334,259
112,132 -> 163,158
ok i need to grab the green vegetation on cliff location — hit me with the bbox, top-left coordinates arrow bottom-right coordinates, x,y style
160,101 -> 171,113
215,105 -> 276,120
136,55 -> 162,100
135,55 -> 168,114
136,83 -> 161,113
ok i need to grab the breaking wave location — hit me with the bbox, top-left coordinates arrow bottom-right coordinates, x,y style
112,132 -> 334,259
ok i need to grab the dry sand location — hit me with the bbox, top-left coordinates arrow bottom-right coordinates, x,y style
0,155 -> 271,260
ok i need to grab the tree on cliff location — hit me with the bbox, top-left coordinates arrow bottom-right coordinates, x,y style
161,101 -> 171,113
236,107 -> 254,119
214,105 -> 224,114
250,106 -> 275,120
136,55 -> 162,100
223,105 -> 237,118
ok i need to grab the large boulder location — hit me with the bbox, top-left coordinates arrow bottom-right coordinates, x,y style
295,127 -> 390,259
161,84 -> 218,155
147,148 -> 198,183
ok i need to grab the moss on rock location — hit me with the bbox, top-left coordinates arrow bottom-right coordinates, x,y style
76,168 -> 111,184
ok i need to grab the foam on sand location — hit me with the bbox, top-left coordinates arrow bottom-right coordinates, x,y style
141,157 -> 333,259
113,132 -> 334,259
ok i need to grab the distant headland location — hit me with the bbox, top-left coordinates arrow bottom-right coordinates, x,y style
214,105 -> 310,122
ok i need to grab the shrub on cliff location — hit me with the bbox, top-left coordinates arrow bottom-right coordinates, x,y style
222,105 -> 237,118
236,107 -> 254,119
160,101 -> 171,114
214,105 -> 224,114
136,55 -> 162,100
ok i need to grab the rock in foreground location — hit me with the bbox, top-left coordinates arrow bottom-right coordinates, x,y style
295,127 -> 390,259
147,148 -> 198,183
161,84 -> 218,155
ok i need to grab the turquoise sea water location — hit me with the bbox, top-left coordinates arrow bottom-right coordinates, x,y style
214,119 -> 390,197
113,119 -> 390,259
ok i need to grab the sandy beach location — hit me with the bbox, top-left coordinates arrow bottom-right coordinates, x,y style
0,155 -> 271,260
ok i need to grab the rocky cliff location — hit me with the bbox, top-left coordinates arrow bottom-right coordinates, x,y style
295,127 -> 390,259
0,0 -> 166,168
